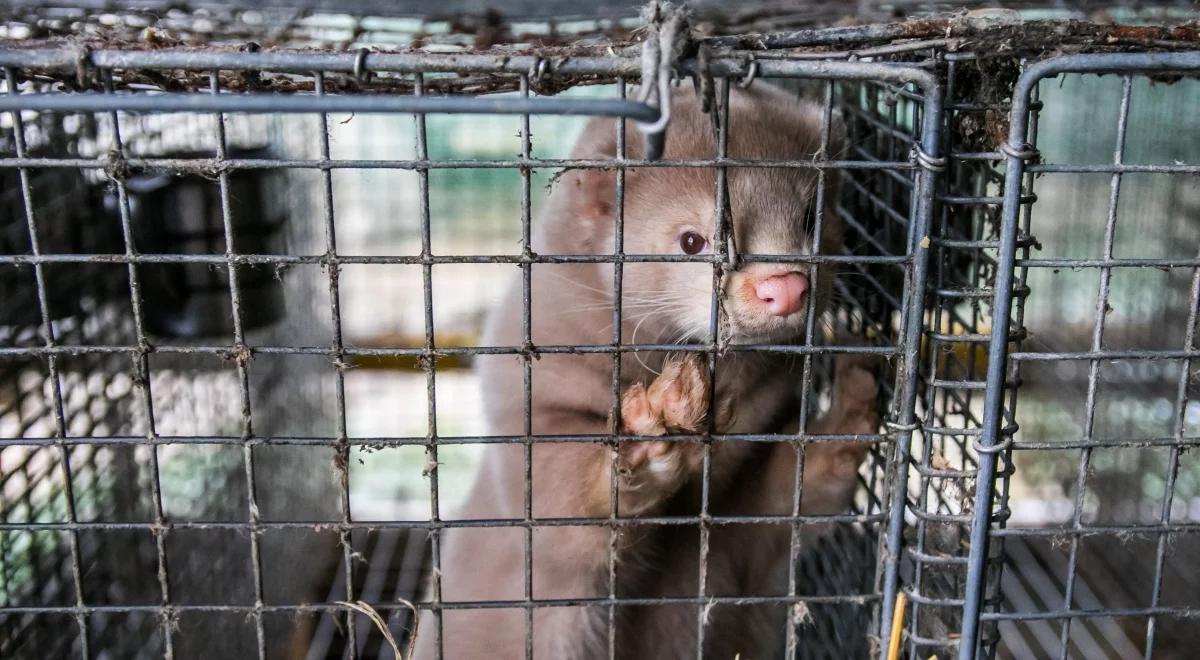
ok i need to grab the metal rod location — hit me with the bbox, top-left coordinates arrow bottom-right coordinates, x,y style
876,64 -> 944,656
208,68 -> 269,660
0,46 -> 943,84
0,92 -> 663,120
412,71 -> 446,660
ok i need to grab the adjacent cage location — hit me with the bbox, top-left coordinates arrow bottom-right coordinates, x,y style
973,53 -> 1200,660
1,3 -> 1199,660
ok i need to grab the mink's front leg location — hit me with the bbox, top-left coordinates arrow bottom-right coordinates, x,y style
775,352 -> 880,516
525,354 -> 714,658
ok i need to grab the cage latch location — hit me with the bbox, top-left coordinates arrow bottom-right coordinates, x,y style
635,0 -> 691,160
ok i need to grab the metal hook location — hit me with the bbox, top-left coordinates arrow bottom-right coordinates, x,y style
353,48 -> 371,82
528,57 -> 549,82
738,59 -> 759,89
74,45 -> 92,89
998,141 -> 1039,161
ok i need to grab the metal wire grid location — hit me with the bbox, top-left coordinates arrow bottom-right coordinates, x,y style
892,53 -> 1025,658
964,51 -> 1200,660
900,51 -> 1200,659
0,244 -> 146,658
0,44 -> 944,658
1,65 -> 342,657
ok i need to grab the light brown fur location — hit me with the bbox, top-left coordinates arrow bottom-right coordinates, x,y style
413,83 -> 877,660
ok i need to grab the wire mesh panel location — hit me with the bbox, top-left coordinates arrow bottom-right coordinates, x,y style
894,52 -> 1026,659
962,52 -> 1200,660
0,35 -> 946,657
0,67 -> 345,658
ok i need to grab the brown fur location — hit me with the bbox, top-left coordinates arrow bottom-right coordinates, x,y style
413,83 -> 876,660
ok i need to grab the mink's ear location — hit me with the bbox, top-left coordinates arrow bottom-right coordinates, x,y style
570,116 -> 621,160
561,166 -> 617,229
558,117 -> 638,234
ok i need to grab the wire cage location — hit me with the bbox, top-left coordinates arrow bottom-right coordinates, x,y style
1,2 -> 1199,659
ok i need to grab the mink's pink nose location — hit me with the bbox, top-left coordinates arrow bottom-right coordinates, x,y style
753,272 -> 809,317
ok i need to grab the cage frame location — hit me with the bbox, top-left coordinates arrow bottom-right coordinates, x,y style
0,43 -> 943,659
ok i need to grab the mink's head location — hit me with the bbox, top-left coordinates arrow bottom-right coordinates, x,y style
547,83 -> 845,346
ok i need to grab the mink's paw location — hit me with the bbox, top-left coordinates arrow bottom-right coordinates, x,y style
831,352 -> 882,433
621,354 -> 709,436
614,355 -> 710,509
799,352 -> 884,516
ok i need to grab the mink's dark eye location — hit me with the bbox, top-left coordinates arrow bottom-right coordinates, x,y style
679,231 -> 707,255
